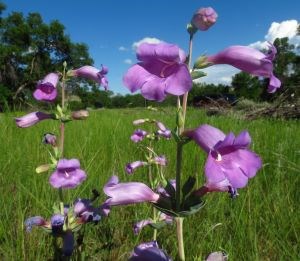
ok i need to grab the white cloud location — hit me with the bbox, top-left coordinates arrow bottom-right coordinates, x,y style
124,59 -> 133,64
118,46 -> 128,51
249,20 -> 300,50
132,37 -> 162,50
200,65 -> 240,85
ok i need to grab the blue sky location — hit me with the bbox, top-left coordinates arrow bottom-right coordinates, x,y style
3,0 -> 300,94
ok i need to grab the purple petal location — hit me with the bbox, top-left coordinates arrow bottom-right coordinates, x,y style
104,176 -> 159,206
230,149 -> 262,178
268,74 -> 281,93
15,111 -> 54,128
130,241 -> 172,261
25,216 -> 47,232
49,168 -> 86,189
133,219 -> 153,235
137,42 -> 185,63
234,131 -> 251,148
131,129 -> 147,143
205,251 -> 228,261
140,76 -> 167,102
57,158 -> 80,170
123,64 -> 151,93
205,152 -> 227,184
164,64 -> 192,96
188,124 -> 226,153
34,73 -> 59,102
126,161 -> 147,174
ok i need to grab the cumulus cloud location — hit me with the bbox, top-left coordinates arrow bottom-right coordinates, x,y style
132,37 -> 162,50
200,65 -> 240,85
118,46 -> 128,51
249,20 -> 300,50
124,59 -> 133,64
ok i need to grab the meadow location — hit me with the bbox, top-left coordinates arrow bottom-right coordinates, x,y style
0,108 -> 299,260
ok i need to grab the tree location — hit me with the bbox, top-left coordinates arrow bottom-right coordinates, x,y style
0,3 -> 94,110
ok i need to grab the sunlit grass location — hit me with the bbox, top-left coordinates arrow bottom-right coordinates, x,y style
0,108 -> 299,260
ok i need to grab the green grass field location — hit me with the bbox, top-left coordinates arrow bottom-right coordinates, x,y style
0,108 -> 299,260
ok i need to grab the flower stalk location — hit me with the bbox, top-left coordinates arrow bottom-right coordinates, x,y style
176,217 -> 185,261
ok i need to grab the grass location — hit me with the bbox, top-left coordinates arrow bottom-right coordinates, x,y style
0,108 -> 299,260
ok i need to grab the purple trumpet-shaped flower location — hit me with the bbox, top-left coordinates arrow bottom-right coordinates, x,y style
103,176 -> 160,206
133,213 -> 173,234
126,161 -> 147,174
123,42 -> 192,102
186,124 -> 262,191
156,121 -> 172,139
207,43 -> 281,93
25,216 -> 48,232
15,111 -> 54,128
71,65 -> 108,90
191,7 -> 218,31
49,159 -> 86,189
73,198 -> 101,223
131,129 -> 148,143
51,214 -> 65,235
129,241 -> 172,261
33,73 -> 59,102
42,133 -> 57,146
152,155 -> 167,166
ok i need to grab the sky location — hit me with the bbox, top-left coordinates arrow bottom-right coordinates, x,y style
3,0 -> 300,94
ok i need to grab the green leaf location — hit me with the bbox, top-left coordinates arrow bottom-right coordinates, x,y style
182,176 -> 196,199
191,70 -> 207,80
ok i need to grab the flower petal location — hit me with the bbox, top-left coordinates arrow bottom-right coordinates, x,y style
164,64 -> 192,96
140,76 -> 167,102
123,64 -> 151,93
188,124 -> 226,153
268,74 -> 281,93
205,152 -> 227,184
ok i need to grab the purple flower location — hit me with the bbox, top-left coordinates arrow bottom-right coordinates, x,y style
186,124 -> 262,190
131,129 -> 148,143
49,159 -> 86,189
103,176 -> 160,206
126,161 -> 147,174
71,65 -> 108,90
153,156 -> 167,166
207,43 -> 281,93
25,216 -> 48,232
156,121 -> 172,139
33,73 -> 59,102
133,213 -> 173,234
129,241 -> 172,261
123,42 -> 192,102
51,214 -> 65,235
191,7 -> 218,31
15,111 -> 54,128
42,133 -> 57,146
73,198 -> 101,223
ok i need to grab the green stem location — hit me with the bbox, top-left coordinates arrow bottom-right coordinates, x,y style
175,142 -> 183,211
175,217 -> 185,261
153,207 -> 158,241
182,34 -> 194,130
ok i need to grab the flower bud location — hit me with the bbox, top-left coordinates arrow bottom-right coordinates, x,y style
42,133 -> 57,146
71,110 -> 89,120
191,7 -> 218,31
